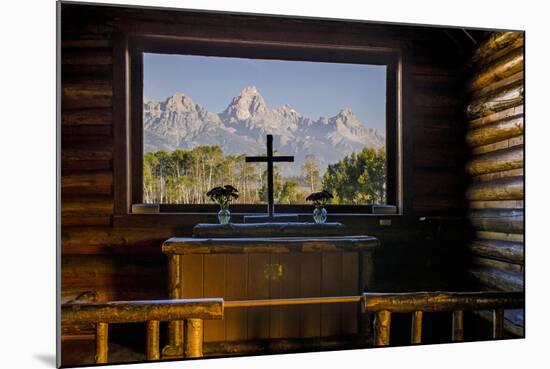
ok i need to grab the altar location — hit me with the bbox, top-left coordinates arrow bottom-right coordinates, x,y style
161,222 -> 379,357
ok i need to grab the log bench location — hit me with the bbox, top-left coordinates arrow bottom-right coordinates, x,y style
61,298 -> 224,363
362,291 -> 524,346
61,291 -> 523,364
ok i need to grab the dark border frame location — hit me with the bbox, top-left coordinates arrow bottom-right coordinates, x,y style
113,16 -> 404,220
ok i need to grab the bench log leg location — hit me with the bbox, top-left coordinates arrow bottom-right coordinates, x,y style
185,319 -> 204,358
163,254 -> 184,357
95,322 -> 108,364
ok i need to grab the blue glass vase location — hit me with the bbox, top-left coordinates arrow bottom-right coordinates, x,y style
218,206 -> 231,224
313,206 -> 327,224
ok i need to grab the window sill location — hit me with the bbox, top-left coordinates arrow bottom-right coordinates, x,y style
112,211 -> 405,229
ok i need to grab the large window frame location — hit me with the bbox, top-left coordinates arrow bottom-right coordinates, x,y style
113,24 -> 404,221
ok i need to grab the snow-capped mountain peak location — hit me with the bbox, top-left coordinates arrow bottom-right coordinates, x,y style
221,85 -> 268,121
144,87 -> 385,175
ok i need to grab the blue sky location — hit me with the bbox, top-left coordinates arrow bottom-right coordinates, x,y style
144,53 -> 386,131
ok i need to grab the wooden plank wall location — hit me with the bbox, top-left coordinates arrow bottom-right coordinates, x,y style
61,5 -> 180,338
464,32 -> 525,335
60,3 -> 471,340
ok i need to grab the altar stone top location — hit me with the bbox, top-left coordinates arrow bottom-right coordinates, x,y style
163,235 -> 379,255
192,222 -> 348,238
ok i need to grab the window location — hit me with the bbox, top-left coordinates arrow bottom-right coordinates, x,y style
124,37 -> 399,214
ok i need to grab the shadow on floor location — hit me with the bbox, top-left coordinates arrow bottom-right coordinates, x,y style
33,353 -> 56,367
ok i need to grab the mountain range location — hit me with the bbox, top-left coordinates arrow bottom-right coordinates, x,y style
143,86 -> 385,176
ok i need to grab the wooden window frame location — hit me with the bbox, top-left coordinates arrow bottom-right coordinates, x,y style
113,17 -> 406,224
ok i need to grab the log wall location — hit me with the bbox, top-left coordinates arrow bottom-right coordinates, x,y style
464,32 -> 525,335
60,3 -> 472,342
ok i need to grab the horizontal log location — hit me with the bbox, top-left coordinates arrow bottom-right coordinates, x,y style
62,125 -> 112,138
225,296 -> 361,308
62,81 -> 112,110
469,105 -> 523,128
471,72 -> 523,100
61,186 -> 111,197
61,227 -> 176,254
472,32 -> 524,65
111,212 -> 421,235
61,200 -> 114,216
62,81 -> 112,99
476,231 -> 523,243
466,176 -> 523,201
61,253 -> 165,275
467,116 -> 523,147
466,145 -> 523,175
163,236 -> 379,255
61,324 -> 96,339
468,239 -> 523,264
62,216 -> 112,227
467,209 -> 523,233
193,222 -> 349,238
469,48 -> 523,91
61,136 -> 114,152
472,256 -> 522,273
466,85 -> 523,120
62,64 -> 112,82
62,276 -> 164,295
61,260 -> 166,296
61,290 -> 99,305
61,172 -> 113,195
469,200 -> 523,209
472,168 -> 523,183
61,108 -> 112,126
62,39 -> 112,48
61,19 -> 113,40
472,136 -> 523,156
478,38 -> 524,70
62,148 -> 112,161
62,48 -> 113,65
94,10 -> 414,50
361,291 -> 523,313
61,298 -> 223,324
469,267 -> 524,291
62,159 -> 112,172
61,290 -> 167,310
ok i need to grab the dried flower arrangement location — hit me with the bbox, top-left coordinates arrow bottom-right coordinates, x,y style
305,190 -> 334,207
206,185 -> 239,209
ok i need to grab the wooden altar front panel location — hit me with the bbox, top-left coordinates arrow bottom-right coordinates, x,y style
163,235 -> 378,345
181,252 -> 360,342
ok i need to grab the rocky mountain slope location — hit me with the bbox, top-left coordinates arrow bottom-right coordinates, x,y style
144,86 -> 385,175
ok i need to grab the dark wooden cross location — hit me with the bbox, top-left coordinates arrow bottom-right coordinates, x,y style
246,134 -> 294,217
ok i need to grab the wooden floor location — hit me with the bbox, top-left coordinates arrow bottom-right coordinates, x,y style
61,339 -> 146,367
60,335 -> 372,366
60,313 -> 511,367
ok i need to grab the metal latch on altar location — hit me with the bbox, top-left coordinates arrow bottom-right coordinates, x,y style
264,263 -> 283,280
